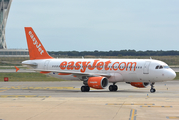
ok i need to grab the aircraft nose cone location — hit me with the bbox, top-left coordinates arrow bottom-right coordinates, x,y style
168,70 -> 176,80
162,69 -> 176,81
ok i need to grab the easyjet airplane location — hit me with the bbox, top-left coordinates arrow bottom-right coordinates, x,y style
19,27 -> 176,93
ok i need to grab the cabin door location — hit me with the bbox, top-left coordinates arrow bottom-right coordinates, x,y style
44,60 -> 50,70
143,61 -> 151,74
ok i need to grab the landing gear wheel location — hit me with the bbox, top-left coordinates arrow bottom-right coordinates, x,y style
109,85 -> 118,91
150,83 -> 156,93
109,85 -> 113,91
81,86 -> 90,92
150,88 -> 156,93
85,86 -> 90,92
113,85 -> 118,91
81,86 -> 86,92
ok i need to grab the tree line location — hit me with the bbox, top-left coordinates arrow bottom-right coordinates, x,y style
48,50 -> 179,56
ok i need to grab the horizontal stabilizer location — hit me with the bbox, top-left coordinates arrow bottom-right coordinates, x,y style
15,66 -> 20,72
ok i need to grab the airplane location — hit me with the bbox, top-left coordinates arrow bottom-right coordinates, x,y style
19,27 -> 176,93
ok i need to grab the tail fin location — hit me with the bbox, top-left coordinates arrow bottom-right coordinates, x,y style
24,27 -> 53,60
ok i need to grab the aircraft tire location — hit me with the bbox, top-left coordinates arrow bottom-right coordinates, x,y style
81,86 -> 90,92
113,85 -> 118,91
109,85 -> 118,91
85,86 -> 90,92
81,86 -> 86,92
150,88 -> 156,93
109,85 -> 114,91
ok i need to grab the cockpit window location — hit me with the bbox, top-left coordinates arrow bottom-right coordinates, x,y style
155,65 -> 170,69
159,66 -> 163,69
155,66 -> 159,69
163,66 -> 170,69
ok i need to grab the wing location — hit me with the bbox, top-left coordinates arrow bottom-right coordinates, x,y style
33,69 -> 111,79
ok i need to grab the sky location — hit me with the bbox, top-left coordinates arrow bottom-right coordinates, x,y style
5,0 -> 179,51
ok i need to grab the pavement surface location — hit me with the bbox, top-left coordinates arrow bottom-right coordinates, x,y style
0,81 -> 179,120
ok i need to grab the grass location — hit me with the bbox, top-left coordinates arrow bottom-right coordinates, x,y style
174,72 -> 179,80
0,57 -> 29,66
0,73 -> 64,82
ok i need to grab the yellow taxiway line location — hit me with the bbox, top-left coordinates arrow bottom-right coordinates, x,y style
106,103 -> 155,105
166,116 -> 179,119
0,90 -> 7,92
129,109 -> 137,120
140,106 -> 172,108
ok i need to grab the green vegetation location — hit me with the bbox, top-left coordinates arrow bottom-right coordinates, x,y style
0,57 -> 29,66
48,50 -> 179,57
174,72 -> 179,80
0,73 -> 64,81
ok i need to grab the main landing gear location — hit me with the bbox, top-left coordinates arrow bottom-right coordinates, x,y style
81,79 -> 90,92
150,83 -> 156,93
109,83 -> 118,91
81,86 -> 90,92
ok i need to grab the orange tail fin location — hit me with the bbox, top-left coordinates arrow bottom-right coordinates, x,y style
24,27 -> 53,60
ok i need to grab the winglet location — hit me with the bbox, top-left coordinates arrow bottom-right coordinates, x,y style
15,66 -> 20,72
24,27 -> 53,60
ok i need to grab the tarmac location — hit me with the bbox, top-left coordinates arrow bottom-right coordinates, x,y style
0,81 -> 179,120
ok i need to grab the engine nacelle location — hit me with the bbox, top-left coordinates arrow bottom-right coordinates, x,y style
87,77 -> 108,89
130,82 -> 149,88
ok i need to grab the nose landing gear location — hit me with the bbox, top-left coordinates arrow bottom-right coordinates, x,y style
150,83 -> 156,93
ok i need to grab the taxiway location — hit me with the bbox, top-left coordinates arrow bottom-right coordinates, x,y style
0,81 -> 179,120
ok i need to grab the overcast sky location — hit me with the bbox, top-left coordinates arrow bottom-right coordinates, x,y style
5,0 -> 179,51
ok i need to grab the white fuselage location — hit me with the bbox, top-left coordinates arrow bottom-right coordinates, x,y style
22,58 -> 176,83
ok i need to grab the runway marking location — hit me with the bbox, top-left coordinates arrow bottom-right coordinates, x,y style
0,95 -> 50,98
0,90 -> 7,92
140,106 -> 172,108
106,103 -> 155,105
166,116 -> 179,119
129,109 -> 137,120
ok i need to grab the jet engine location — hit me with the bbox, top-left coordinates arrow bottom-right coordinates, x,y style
85,77 -> 108,89
129,82 -> 149,88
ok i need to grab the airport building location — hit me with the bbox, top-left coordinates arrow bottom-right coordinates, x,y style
0,49 -> 29,57
0,0 -> 12,49
0,0 -> 29,57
